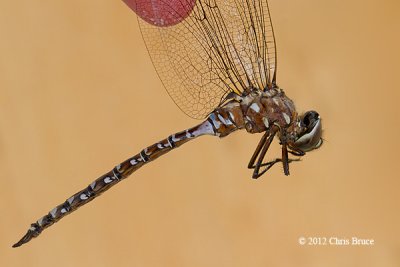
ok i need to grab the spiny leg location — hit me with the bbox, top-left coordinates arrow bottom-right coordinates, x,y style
254,158 -> 281,175
288,148 -> 305,157
282,143 -> 290,176
282,145 -> 306,175
258,158 -> 301,171
248,126 -> 279,169
249,128 -> 278,179
247,131 -> 269,169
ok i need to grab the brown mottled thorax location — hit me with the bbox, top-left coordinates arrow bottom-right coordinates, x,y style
241,88 -> 298,134
212,87 -> 300,136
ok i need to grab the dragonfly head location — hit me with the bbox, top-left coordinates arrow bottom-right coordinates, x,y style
290,111 -> 323,152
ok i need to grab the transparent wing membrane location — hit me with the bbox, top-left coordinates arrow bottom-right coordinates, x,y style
136,0 -> 277,119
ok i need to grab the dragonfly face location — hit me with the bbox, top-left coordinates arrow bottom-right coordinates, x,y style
291,111 -> 323,152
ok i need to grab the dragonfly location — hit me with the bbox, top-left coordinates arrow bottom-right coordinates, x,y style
13,0 -> 323,248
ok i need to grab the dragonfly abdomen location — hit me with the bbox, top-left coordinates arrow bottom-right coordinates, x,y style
13,108 -> 244,247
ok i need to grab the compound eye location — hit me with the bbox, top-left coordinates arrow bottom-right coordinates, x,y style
302,111 -> 319,130
294,111 -> 323,152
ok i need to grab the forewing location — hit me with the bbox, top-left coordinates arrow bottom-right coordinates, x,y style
132,0 -> 277,119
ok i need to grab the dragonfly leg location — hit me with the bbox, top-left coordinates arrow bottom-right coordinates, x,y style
282,143 -> 290,176
259,158 -> 300,167
247,132 -> 269,169
280,131 -> 305,175
253,157 -> 301,179
248,127 -> 278,179
248,126 -> 304,178
288,148 -> 306,157
252,158 -> 281,178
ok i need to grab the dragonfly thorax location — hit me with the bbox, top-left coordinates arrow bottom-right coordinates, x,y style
239,88 -> 323,153
209,87 -> 298,136
240,88 -> 297,134
209,87 -> 323,153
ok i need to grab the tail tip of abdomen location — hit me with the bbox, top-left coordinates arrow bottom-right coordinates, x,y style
12,232 -> 31,248
12,241 -> 23,248
12,225 -> 41,248
12,230 -> 34,248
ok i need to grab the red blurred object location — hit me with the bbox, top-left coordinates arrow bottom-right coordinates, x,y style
123,0 -> 196,27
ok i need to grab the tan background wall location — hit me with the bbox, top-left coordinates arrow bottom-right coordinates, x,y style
1,0 -> 399,266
